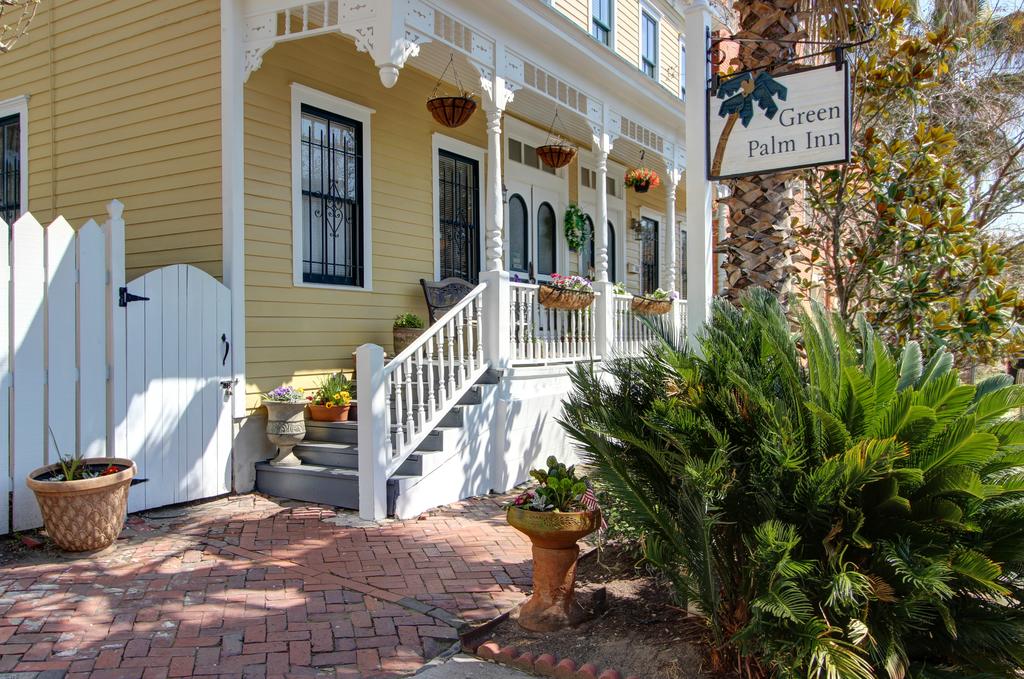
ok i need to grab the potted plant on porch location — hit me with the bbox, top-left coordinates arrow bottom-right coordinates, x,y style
505,456 -> 601,632
25,445 -> 136,553
307,372 -> 353,422
393,313 -> 426,354
538,274 -> 594,311
263,386 -> 307,466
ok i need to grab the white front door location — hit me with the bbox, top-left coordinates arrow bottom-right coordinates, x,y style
505,181 -> 562,282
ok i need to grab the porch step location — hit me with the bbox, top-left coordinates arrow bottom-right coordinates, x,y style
254,462 -> 407,516
304,421 -> 461,450
291,440 -> 444,476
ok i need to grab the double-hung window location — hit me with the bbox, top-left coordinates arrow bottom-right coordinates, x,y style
641,9 -> 659,80
592,0 -> 612,46
293,85 -> 374,289
679,42 -> 686,97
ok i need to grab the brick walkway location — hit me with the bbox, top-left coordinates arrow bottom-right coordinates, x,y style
0,494 -> 533,678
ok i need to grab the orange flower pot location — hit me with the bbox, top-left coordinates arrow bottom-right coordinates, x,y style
308,404 -> 351,422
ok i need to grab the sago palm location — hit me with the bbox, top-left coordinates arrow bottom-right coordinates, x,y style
561,289 -> 1024,679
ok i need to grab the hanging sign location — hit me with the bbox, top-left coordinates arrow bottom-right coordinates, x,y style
707,61 -> 851,180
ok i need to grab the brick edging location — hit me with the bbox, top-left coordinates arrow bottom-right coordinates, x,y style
473,641 -> 639,679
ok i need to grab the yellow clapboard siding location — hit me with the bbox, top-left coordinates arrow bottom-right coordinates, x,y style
554,0 -> 589,31
0,0 -> 222,279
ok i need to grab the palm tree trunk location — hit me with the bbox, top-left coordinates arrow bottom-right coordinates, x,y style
719,0 -> 804,303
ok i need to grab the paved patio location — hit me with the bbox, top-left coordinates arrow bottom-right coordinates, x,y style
0,493 -> 533,678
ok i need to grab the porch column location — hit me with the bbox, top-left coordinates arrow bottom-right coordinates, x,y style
684,0 -> 715,347
479,72 -> 515,370
665,165 -> 682,293
592,125 -> 616,358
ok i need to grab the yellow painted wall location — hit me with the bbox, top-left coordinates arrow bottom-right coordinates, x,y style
554,0 -> 589,31
243,34 -> 488,406
0,0 -> 223,281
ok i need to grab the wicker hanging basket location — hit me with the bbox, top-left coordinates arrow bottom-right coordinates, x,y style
426,54 -> 477,129
537,144 -> 577,169
539,285 -> 595,311
631,296 -> 673,316
426,95 -> 477,128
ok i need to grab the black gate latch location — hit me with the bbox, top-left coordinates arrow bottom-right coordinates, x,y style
118,287 -> 150,307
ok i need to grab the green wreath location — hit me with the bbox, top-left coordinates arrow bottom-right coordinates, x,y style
564,203 -> 589,253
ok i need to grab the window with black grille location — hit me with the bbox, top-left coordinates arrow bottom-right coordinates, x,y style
300,104 -> 363,287
640,216 -> 659,294
1,114 -> 20,225
438,150 -> 480,283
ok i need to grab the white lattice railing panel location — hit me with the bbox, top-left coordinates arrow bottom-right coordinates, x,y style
510,283 -> 597,364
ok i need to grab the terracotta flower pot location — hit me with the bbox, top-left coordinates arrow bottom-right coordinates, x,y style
308,403 -> 351,422
25,458 -> 136,552
264,401 -> 308,466
394,326 -> 426,355
507,506 -> 601,631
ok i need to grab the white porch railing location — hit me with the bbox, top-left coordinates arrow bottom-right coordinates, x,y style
510,282 -> 598,364
612,294 -> 683,357
356,282 -> 487,518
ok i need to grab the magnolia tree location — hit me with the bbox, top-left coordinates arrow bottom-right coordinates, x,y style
796,0 -> 1024,367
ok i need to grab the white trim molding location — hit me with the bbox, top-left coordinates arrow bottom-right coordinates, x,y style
290,83 -> 376,292
0,95 -> 29,220
431,133 -> 487,281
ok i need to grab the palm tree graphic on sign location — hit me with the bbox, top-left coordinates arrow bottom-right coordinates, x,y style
711,71 -> 787,176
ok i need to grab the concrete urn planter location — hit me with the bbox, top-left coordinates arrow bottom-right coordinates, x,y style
26,458 -> 136,552
264,401 -> 308,466
506,506 -> 601,632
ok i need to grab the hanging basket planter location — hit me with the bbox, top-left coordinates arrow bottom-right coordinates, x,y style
539,285 -> 595,311
537,144 -> 576,169
426,54 -> 477,129
625,166 -> 661,194
426,95 -> 477,128
631,296 -> 673,316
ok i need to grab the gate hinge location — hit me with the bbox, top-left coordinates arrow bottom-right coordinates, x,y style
118,287 -> 150,307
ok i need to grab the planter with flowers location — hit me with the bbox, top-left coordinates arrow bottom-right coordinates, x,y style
394,313 -> 426,355
263,386 -> 307,466
625,167 -> 661,194
26,447 -> 136,553
506,456 -> 601,632
307,372 -> 353,422
538,274 -> 594,311
631,287 -> 677,315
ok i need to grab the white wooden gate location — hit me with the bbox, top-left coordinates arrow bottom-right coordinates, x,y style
121,265 -> 233,513
1,202 -> 235,533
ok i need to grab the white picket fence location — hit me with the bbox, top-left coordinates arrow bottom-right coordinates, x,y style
0,202 -> 233,534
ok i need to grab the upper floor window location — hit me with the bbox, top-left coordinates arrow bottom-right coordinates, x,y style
592,0 -> 612,46
641,9 -> 659,80
679,42 -> 686,97
0,113 -> 21,225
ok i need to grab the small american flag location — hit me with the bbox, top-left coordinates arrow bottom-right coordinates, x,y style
581,486 -> 607,530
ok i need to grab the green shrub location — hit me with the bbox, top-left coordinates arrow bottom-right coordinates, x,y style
393,312 -> 425,329
561,289 -> 1024,679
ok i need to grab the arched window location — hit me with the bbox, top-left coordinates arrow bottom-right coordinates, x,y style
509,194 -> 529,273
537,202 -> 557,276
608,220 -> 617,282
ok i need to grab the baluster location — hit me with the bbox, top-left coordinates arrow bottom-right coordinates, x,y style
456,307 -> 467,385
510,288 -> 518,360
446,320 -> 456,396
392,365 -> 405,453
404,358 -> 415,439
465,304 -> 475,374
475,295 -> 484,368
435,327 -> 447,405
415,345 -> 427,429
559,309 -> 567,359
526,290 -> 535,360
425,335 -> 437,420
383,372 -> 394,455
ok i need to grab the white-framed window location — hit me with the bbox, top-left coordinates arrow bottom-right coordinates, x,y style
592,0 -> 613,47
431,133 -> 486,283
291,84 -> 374,290
640,4 -> 660,80
0,95 -> 28,225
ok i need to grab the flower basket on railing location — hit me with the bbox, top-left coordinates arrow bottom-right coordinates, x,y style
538,274 -> 594,311
631,288 -> 676,316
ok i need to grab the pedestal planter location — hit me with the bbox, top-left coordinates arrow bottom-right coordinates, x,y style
26,458 -> 136,552
264,401 -> 308,466
308,404 -> 351,422
538,285 -> 594,311
507,506 -> 601,632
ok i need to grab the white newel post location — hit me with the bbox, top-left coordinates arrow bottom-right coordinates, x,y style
357,344 -> 389,520
684,0 -> 715,347
480,73 -> 514,370
592,125 -> 616,358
